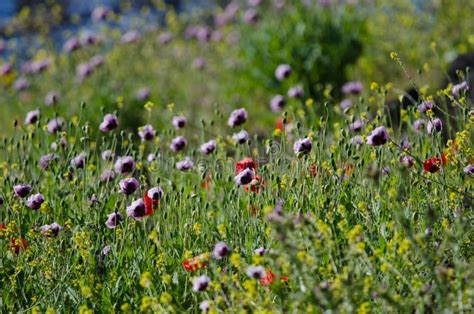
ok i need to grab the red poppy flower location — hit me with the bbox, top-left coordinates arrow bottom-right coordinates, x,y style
245,175 -> 264,193
236,157 -> 256,174
311,164 -> 317,177
441,152 -> 447,165
143,192 -> 158,216
202,174 -> 212,190
182,253 -> 208,272
423,157 -> 442,173
10,237 -> 29,254
276,117 -> 284,132
260,269 -> 289,286
0,223 -> 5,238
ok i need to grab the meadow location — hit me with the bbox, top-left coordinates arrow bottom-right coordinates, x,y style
0,0 -> 473,312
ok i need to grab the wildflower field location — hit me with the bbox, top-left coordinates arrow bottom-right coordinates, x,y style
0,0 -> 473,312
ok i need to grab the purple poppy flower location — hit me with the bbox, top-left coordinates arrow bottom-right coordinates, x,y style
192,275 -> 211,292
101,150 -> 114,161
366,126 -> 389,146
170,136 -> 187,152
199,300 -> 210,313
234,168 -> 255,185
126,199 -> 146,220
114,156 -> 135,174
44,91 -> 59,106
243,9 -> 259,24
192,57 -> 206,70
400,139 -> 411,150
147,187 -> 164,200
80,32 -> 98,47
76,63 -> 93,82
463,164 -> 474,175
119,177 -> 139,195
121,31 -> 140,44
293,138 -> 312,155
99,114 -> 119,132
0,63 -> 12,76
350,135 -> 364,145
233,130 -> 249,144
452,81 -> 469,97
14,77 -> 28,91
342,81 -> 363,95
200,140 -> 217,155
105,212 -> 123,229
228,108 -> 248,127
212,241 -> 231,259
172,116 -> 187,129
138,124 -> 155,141
157,32 -> 173,45
418,100 -> 434,113
349,119 -> 363,132
399,155 -> 415,168
63,37 -> 81,52
102,245 -> 111,256
254,247 -> 266,256
71,153 -> 87,169
270,95 -> 286,112
340,99 -> 353,111
14,184 -> 32,198
24,109 -> 40,125
427,118 -> 442,134
288,85 -> 304,99
31,59 -> 51,73
26,193 -> 44,210
40,222 -> 62,237
136,87 -> 150,101
176,157 -> 194,171
46,117 -> 65,134
89,55 -> 104,69
51,137 -> 67,151
101,169 -> 116,183
91,6 -> 111,21
147,153 -> 156,162
275,64 -> 292,81
246,265 -> 266,279
39,153 -> 57,170
413,119 -> 426,132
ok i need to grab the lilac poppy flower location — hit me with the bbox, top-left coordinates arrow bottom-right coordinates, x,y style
288,85 -> 304,99
275,64 -> 292,81
418,100 -> 434,113
63,37 -> 81,52
212,241 -> 231,259
199,300 -> 210,313
39,153 -> 57,170
427,118 -> 442,134
147,187 -> 164,201
366,126 -> 389,146
200,140 -> 217,155
76,63 -> 93,82
102,245 -> 111,256
71,153 -> 87,169
24,109 -> 40,125
342,81 -> 363,95
243,9 -> 259,24
246,265 -> 266,279
463,164 -> 474,175
413,119 -> 426,132
14,184 -> 32,198
228,108 -> 248,127
192,57 -> 206,70
170,136 -> 187,152
89,55 -> 104,69
350,135 -> 364,146
192,275 -> 211,292
233,130 -> 249,144
126,199 -> 146,220
157,32 -> 173,45
99,114 -> 119,132
340,99 -> 353,111
105,212 -> 123,229
400,139 -> 411,150
119,177 -> 139,195
399,155 -> 415,168
114,156 -> 135,174
172,116 -> 187,129
14,78 -> 28,91
452,81 -> 469,97
147,153 -> 156,162
0,63 -> 12,76
101,150 -> 114,161
47,117 -> 65,134
121,31 -> 140,44
31,59 -> 51,73
349,119 -> 363,132
44,91 -> 59,106
101,170 -> 116,183
40,222 -> 62,237
234,168 -> 254,185
270,95 -> 286,112
254,247 -> 266,256
138,124 -> 155,141
176,157 -> 194,171
91,6 -> 110,21
136,87 -> 150,101
79,32 -> 98,47
26,193 -> 44,210
293,138 -> 312,155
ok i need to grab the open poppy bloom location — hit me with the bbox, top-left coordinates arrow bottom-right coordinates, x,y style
311,164 -> 317,177
236,157 -> 256,174
423,157 -> 443,173
10,237 -> 29,254
276,117 -> 284,132
143,187 -> 163,216
182,253 -> 209,272
260,269 -> 289,286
